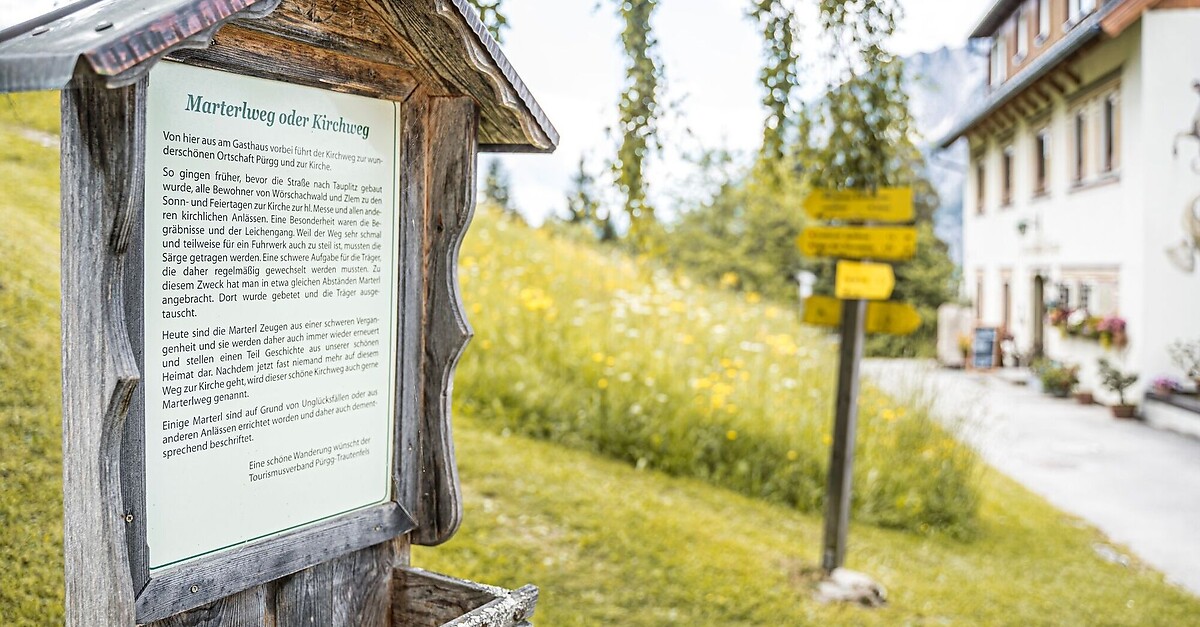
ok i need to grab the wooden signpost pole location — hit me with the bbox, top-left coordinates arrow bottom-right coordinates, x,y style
821,298 -> 866,573
802,187 -> 915,575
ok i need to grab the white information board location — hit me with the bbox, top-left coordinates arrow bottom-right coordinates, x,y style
143,62 -> 400,570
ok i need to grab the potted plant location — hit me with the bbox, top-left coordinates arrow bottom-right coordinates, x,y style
1151,376 -> 1182,396
1098,358 -> 1139,419
1169,339 -> 1200,391
1039,361 -> 1079,398
1074,388 -> 1094,405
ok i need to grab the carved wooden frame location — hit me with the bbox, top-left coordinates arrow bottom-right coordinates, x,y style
59,3 -> 494,624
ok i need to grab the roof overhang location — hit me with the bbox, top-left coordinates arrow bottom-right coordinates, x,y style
970,0 -> 1026,38
0,0 -> 557,152
937,7 -> 1115,149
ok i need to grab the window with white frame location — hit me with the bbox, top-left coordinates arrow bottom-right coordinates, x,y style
1072,109 -> 1087,183
1102,92 -> 1121,173
1037,0 -> 1051,40
991,32 -> 1008,86
1071,82 -> 1121,185
1034,126 -> 1051,196
1015,8 -> 1029,60
975,160 -> 986,214
1061,271 -> 1119,316
1002,145 -> 1014,206
1068,0 -> 1096,26
975,271 -> 985,321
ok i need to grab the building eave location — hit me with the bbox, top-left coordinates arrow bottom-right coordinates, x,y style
970,0 -> 1026,38
937,10 -> 1112,149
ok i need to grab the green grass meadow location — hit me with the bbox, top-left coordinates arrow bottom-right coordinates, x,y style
2,92 -> 1199,625
1,92 -> 65,624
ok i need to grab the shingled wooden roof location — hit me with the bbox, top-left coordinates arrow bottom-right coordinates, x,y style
0,0 -> 557,152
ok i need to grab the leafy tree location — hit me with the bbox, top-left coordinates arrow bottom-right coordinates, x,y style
747,0 -> 803,167
482,158 -> 514,214
665,157 -> 808,301
466,0 -> 508,43
614,0 -> 664,248
806,0 -> 956,356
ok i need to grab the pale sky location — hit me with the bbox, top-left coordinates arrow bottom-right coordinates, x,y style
492,0 -> 993,224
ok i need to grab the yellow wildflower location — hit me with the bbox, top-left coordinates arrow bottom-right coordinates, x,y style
726,430 -> 738,441
598,378 -> 609,390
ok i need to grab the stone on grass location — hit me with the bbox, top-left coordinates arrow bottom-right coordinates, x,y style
814,568 -> 887,607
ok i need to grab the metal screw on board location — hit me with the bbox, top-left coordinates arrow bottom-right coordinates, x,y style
124,514 -> 134,523
94,21 -> 113,32
190,585 -> 200,594
31,26 -> 49,36
374,525 -> 382,532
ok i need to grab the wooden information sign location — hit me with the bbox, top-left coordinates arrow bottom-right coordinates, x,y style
834,260 -> 895,300
143,62 -> 402,571
972,327 -> 999,370
0,1 -> 559,625
798,225 -> 917,261
802,187 -> 914,222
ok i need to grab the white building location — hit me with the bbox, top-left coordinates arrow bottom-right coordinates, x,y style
938,0 -> 1200,404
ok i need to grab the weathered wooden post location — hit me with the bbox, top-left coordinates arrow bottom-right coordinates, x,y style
799,188 -> 917,575
0,1 -> 557,625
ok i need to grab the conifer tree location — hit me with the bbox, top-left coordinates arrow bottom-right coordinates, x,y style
482,158 -> 514,214
565,157 -> 617,242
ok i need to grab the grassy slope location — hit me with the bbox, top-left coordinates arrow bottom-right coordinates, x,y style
0,93 -> 64,625
455,213 -> 980,537
418,416 -> 1200,626
1,94 -> 1198,624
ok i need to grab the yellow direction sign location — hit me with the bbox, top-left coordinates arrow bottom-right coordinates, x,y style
797,226 -> 917,261
835,261 -> 895,300
803,187 -> 915,222
866,301 -> 922,336
802,296 -> 922,336
802,295 -> 843,327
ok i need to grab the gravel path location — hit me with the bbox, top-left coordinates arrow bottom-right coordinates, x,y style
864,359 -> 1200,596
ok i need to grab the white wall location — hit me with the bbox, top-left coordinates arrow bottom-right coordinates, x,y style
1136,9 -> 1200,389
964,25 -> 1141,374
962,11 -> 1200,402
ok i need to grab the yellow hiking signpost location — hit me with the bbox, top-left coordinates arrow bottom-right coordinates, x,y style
802,296 -> 921,336
797,226 -> 917,261
799,186 -> 919,574
835,260 -> 894,300
867,301 -> 922,336
802,187 -> 915,222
